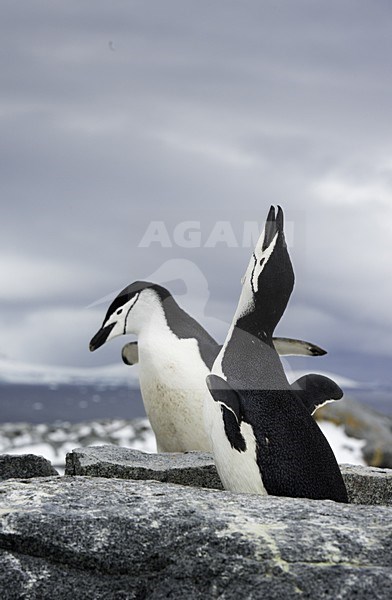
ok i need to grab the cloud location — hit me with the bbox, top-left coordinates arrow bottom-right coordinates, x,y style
153,129 -> 259,169
1,0 -> 392,387
313,169 -> 392,207
0,255 -> 106,303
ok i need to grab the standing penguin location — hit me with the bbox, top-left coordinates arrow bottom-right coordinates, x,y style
205,206 -> 348,502
89,275 -> 342,453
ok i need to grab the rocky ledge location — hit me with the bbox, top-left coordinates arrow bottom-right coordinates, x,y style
65,445 -> 392,506
1,448 -> 392,599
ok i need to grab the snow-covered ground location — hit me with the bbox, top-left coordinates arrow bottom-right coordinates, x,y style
0,419 -> 157,474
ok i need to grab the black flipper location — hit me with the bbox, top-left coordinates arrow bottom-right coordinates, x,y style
291,374 -> 343,414
122,341 -> 139,366
206,375 -> 246,452
219,338 -> 326,358
206,375 -> 243,422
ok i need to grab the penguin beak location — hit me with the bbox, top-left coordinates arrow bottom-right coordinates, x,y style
89,323 -> 116,351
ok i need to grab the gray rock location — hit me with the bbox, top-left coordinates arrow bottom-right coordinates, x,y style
65,445 -> 223,489
66,446 -> 392,506
0,454 -> 59,481
1,476 -> 392,599
342,463 -> 392,506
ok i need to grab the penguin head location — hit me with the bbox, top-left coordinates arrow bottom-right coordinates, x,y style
235,205 -> 295,338
89,281 -> 170,351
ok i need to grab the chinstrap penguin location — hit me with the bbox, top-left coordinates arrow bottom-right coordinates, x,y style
204,206 -> 348,502
90,277 -> 341,453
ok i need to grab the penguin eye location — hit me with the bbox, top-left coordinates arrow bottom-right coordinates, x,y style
116,309 -> 123,315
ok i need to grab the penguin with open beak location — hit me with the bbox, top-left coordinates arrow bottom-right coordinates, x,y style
205,206 -> 348,502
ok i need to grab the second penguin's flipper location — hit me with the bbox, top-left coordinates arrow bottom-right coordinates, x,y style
291,374 -> 344,415
120,336 -> 327,367
272,337 -> 327,356
122,342 -> 139,365
211,337 -> 327,362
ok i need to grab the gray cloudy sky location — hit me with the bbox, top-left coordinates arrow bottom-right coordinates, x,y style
1,0 -> 392,385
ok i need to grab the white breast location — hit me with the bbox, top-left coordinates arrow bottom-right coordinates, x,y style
203,338 -> 267,494
203,391 -> 267,494
137,313 -> 212,452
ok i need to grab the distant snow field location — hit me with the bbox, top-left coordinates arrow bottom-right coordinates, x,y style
318,420 -> 366,466
0,357 -> 137,386
0,419 -> 157,474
